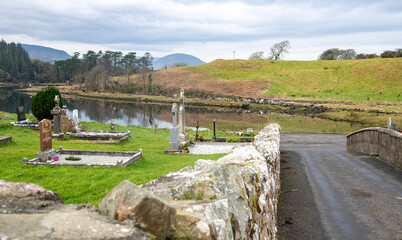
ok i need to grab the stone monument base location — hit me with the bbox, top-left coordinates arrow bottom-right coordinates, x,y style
179,133 -> 189,145
36,149 -> 56,162
164,149 -> 184,154
169,126 -> 180,151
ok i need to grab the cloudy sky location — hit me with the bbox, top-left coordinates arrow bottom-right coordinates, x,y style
0,0 -> 401,62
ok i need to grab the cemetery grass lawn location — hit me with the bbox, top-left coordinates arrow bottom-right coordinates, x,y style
0,114 -> 225,206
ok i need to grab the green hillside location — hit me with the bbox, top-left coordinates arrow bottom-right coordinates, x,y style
184,58 -> 402,103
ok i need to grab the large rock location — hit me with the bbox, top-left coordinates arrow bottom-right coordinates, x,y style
0,180 -> 152,239
0,180 -> 63,212
168,210 -> 217,240
170,199 -> 233,240
98,180 -> 176,239
0,204 -> 153,240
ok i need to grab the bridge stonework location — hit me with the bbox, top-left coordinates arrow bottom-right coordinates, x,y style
347,127 -> 402,169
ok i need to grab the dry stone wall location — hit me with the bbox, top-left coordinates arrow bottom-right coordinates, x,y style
141,123 -> 281,239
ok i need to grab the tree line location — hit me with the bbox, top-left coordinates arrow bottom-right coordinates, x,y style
53,50 -> 153,83
318,48 -> 402,60
248,40 -> 401,61
0,40 -> 154,87
0,40 -> 33,82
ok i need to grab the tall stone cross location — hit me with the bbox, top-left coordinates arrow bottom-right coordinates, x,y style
178,88 -> 187,143
180,88 -> 185,106
172,103 -> 178,126
169,103 -> 180,151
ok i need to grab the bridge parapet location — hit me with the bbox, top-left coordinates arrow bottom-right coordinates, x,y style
347,127 -> 401,169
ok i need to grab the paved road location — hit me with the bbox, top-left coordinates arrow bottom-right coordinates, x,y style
278,133 -> 402,240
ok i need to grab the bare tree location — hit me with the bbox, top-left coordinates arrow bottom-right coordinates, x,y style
319,48 -> 357,60
248,51 -> 264,60
268,40 -> 291,60
319,48 -> 342,60
338,49 -> 357,60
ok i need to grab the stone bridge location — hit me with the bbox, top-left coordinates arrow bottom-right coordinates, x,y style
347,127 -> 402,169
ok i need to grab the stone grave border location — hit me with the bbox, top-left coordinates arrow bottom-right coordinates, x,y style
11,120 -> 41,129
0,136 -> 12,144
66,130 -> 131,143
23,148 -> 143,167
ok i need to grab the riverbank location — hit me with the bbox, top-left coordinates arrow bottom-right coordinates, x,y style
16,85 -> 402,131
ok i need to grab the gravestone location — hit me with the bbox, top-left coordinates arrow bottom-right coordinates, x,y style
195,120 -> 200,141
62,105 -> 67,117
36,119 -> 55,162
17,106 -> 26,122
110,119 -> 115,131
154,120 -> 159,134
178,105 -> 185,142
73,109 -> 81,133
388,117 -> 391,129
212,119 -> 217,140
51,96 -> 62,134
178,88 -> 189,143
169,103 -> 180,151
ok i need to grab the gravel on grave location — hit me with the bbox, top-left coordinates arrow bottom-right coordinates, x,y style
46,154 -> 129,166
189,142 -> 250,154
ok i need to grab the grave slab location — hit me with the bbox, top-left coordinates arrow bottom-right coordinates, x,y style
24,149 -> 143,167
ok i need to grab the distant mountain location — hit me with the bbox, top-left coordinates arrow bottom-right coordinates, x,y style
22,44 -> 71,63
153,53 -> 205,70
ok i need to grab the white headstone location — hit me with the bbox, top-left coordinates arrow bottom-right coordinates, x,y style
179,105 -> 186,143
169,103 -> 180,151
388,117 -> 392,129
73,109 -> 81,133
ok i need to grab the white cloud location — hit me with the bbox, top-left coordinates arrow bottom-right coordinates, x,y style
0,0 -> 401,61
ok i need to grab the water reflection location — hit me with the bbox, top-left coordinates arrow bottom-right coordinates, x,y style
0,89 -> 363,132
65,98 -> 172,128
0,88 -> 32,114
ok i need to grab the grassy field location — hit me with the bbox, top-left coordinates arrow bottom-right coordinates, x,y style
0,111 -> 225,206
112,58 -> 402,106
187,58 -> 402,102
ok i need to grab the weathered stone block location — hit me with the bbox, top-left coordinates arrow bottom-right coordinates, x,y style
170,199 -> 232,240
99,180 -> 176,240
168,210 -> 216,240
0,180 -> 63,211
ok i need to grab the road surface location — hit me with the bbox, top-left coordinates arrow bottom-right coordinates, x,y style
278,133 -> 402,240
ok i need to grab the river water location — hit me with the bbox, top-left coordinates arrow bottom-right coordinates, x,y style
0,88 -> 269,129
0,87 -> 362,132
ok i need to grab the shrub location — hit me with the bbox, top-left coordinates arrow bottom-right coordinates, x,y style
31,87 -> 63,121
380,49 -> 402,58
356,53 -> 378,59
